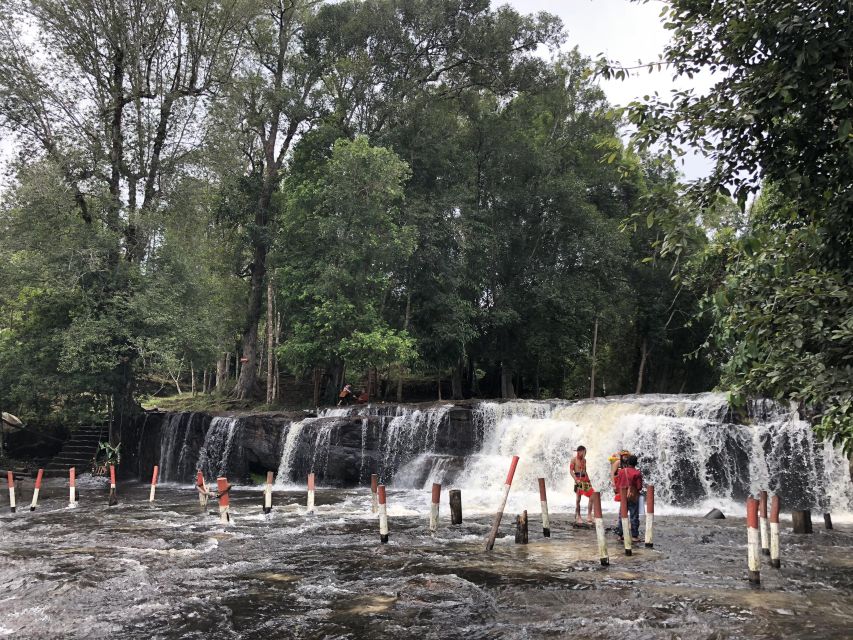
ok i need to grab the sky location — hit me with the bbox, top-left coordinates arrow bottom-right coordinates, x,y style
504,0 -> 714,181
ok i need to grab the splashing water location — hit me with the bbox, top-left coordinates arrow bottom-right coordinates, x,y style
196,417 -> 242,479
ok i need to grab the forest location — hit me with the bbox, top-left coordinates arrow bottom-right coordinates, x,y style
0,0 -> 850,450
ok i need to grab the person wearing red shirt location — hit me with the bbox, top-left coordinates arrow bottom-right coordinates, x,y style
615,455 -> 643,542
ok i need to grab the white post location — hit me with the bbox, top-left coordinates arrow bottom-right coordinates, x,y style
429,483 -> 440,534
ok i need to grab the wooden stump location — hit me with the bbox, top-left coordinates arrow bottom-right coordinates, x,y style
449,489 -> 462,525
792,510 -> 812,534
515,510 -> 528,544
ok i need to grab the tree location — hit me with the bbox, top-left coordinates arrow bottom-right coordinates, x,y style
600,0 -> 853,447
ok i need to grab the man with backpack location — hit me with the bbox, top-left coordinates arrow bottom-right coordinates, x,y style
615,455 -> 643,542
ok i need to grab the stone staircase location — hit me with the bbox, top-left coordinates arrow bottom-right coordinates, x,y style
45,425 -> 107,476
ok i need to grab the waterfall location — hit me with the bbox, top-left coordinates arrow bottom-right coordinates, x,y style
452,393 -> 853,511
377,406 -> 452,482
196,417 -> 242,480
158,412 -> 194,482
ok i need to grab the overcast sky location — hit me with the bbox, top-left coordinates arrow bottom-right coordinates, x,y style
505,0 -> 714,181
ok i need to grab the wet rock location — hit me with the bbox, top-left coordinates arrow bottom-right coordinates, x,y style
704,508 -> 726,519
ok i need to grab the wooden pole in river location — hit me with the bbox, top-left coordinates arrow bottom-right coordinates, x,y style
7,471 -> 16,513
746,496 -> 761,584
449,489 -> 462,525
537,478 -> 551,538
108,464 -> 118,506
30,468 -> 43,511
592,492 -> 609,566
644,484 -> 655,548
149,465 -> 159,503
429,483 -> 440,534
484,455 -> 519,551
770,494 -> 781,569
759,490 -> 770,555
263,471 -> 273,514
620,486 -> 632,556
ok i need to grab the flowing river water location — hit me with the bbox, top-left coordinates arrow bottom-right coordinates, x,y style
3,394 -> 853,638
0,480 -> 852,639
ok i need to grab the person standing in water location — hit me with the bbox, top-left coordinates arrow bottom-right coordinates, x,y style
570,446 -> 594,525
615,455 -> 643,542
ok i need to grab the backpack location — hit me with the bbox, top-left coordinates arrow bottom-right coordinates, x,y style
626,483 -> 640,504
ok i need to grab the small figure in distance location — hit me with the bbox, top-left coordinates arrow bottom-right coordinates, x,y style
570,446 -> 595,525
337,383 -> 354,406
615,454 -> 643,543
355,389 -> 370,404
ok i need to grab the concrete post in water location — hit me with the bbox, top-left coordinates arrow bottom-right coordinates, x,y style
378,484 -> 389,544
792,510 -> 813,534
69,467 -> 77,507
370,474 -> 379,514
217,477 -> 230,523
746,496 -> 761,584
644,484 -> 655,548
7,471 -> 16,513
592,492 -> 609,566
484,455 -> 520,551
514,510 -> 528,544
449,489 -> 462,525
263,471 -> 273,514
197,471 -> 209,508
770,495 -> 781,569
307,473 -> 316,514
620,486 -> 632,556
823,513 -> 833,530
538,478 -> 550,538
108,464 -> 118,506
429,483 -> 440,534
759,490 -> 770,555
149,466 -> 159,503
30,469 -> 43,511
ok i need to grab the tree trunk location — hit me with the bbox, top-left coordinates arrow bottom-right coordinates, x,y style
216,355 -> 226,390
469,356 -> 480,397
437,370 -> 442,401
501,363 -> 516,399
636,337 -> 649,395
191,362 -> 196,397
226,352 -> 232,380
266,275 -> 275,404
451,357 -> 463,400
313,366 -> 321,408
396,289 -> 412,403
589,316 -> 599,399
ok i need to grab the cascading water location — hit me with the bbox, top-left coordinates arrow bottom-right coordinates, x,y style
447,393 -> 853,513
196,416 -> 242,479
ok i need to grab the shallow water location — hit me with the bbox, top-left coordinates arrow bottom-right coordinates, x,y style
1,481 -> 852,639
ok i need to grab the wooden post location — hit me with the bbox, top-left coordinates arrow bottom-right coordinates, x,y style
217,477 -> 230,523
538,478 -> 551,537
149,465 -> 159,502
30,468 -> 43,511
759,490 -> 770,555
592,492 -> 609,566
307,473 -> 315,514
484,455 -> 520,551
263,471 -> 273,514
378,484 -> 389,543
770,495 -> 781,569
370,474 -> 379,514
644,484 -> 655,548
197,471 -> 209,508
7,471 -> 15,513
429,483 -> 440,534
108,464 -> 117,506
792,509 -> 813,534
823,513 -> 833,530
68,467 -> 77,507
514,510 -> 528,544
620,486 -> 632,556
449,489 -> 462,525
747,496 -> 760,584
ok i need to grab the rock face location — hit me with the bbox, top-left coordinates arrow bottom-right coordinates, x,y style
122,404 -> 477,486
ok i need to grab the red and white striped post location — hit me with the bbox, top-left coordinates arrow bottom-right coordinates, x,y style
69,467 -> 77,507
197,471 -> 209,508
378,484 -> 389,543
108,464 -> 118,506
620,486 -> 632,556
263,471 -> 273,514
484,455 -> 520,551
746,496 -> 761,584
429,483 -> 441,534
770,495 -> 781,569
149,465 -> 159,502
538,478 -> 551,538
30,468 -> 44,511
7,471 -> 16,513
759,490 -> 770,555
217,477 -> 230,523
644,484 -> 655,548
307,473 -> 316,513
370,474 -> 379,514
592,492 -> 609,566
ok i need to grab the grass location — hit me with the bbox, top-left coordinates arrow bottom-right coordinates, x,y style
139,392 -> 284,414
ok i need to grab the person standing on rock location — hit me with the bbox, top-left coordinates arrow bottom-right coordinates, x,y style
337,383 -> 354,406
615,455 -> 643,543
570,446 -> 594,525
